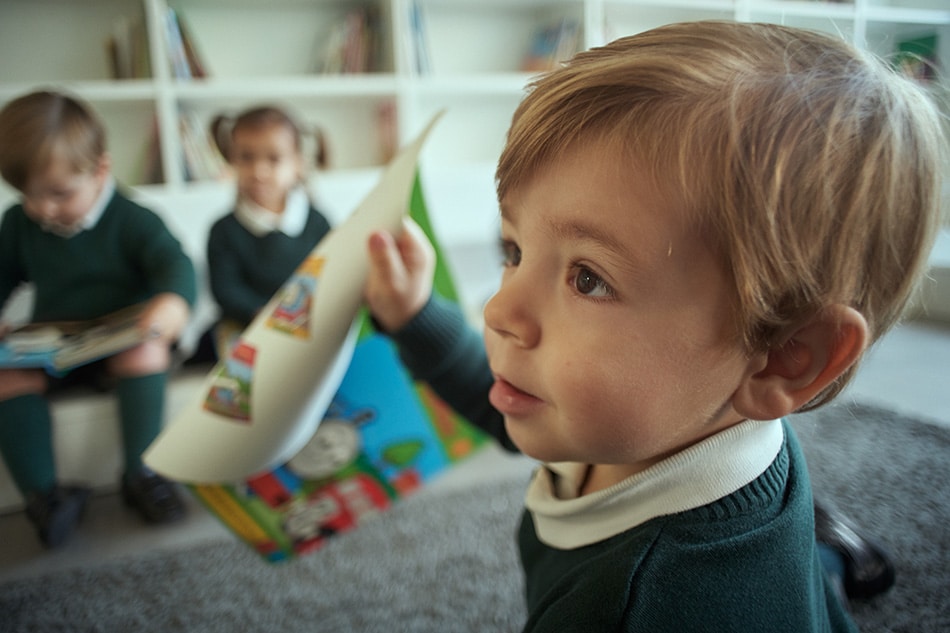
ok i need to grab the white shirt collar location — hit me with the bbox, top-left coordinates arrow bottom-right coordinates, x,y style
524,418 -> 785,549
80,175 -> 115,230
234,186 -> 309,238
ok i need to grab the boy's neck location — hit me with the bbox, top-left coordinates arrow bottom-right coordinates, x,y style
580,463 -> 655,496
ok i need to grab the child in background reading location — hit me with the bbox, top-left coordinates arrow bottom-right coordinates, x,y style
206,105 -> 332,357
363,22 -> 945,632
0,91 -> 197,547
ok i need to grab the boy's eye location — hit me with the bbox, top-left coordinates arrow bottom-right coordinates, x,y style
572,267 -> 612,298
499,239 -> 521,267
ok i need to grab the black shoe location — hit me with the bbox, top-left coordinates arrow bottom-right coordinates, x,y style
25,485 -> 91,548
122,468 -> 186,524
814,502 -> 896,600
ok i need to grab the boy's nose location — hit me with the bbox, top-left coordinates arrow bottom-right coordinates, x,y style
483,274 -> 541,349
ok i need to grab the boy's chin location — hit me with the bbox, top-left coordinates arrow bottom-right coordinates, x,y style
504,421 -> 572,464
41,222 -> 82,238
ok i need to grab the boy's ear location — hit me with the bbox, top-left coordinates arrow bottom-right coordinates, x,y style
732,305 -> 868,421
95,152 -> 111,179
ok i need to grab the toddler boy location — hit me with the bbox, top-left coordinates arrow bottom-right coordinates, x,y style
364,21 -> 945,632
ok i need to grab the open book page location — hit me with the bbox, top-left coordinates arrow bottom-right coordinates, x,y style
0,303 -> 153,373
144,112 -> 444,484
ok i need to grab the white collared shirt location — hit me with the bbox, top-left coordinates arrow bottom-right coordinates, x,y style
233,186 -> 309,238
524,418 -> 785,549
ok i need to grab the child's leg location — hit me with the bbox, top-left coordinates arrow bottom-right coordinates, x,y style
0,394 -> 56,494
114,371 -> 185,523
115,372 -> 166,474
0,392 -> 90,548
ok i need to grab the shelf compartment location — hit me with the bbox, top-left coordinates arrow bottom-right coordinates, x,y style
166,0 -> 395,79
0,0 -> 150,83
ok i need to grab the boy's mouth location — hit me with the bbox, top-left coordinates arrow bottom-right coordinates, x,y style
489,375 -> 544,417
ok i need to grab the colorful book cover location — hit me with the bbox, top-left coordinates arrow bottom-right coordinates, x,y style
145,115 -> 486,561
186,164 -> 487,562
190,320 -> 487,562
0,303 -> 155,374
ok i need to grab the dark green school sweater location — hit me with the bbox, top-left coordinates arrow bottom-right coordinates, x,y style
206,206 -> 331,325
0,189 -> 196,321
391,296 -> 858,633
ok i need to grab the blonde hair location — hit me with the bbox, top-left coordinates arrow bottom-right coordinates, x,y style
0,90 -> 106,191
497,21 -> 947,409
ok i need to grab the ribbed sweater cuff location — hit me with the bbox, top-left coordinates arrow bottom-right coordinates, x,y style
390,295 -> 473,380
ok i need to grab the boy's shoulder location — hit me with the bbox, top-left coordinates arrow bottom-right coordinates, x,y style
0,202 -> 37,237
109,187 -> 158,216
208,210 -> 244,239
101,188 -> 170,228
1,200 -> 27,221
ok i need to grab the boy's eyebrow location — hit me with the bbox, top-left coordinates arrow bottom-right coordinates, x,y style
549,217 -> 634,261
501,203 -> 638,261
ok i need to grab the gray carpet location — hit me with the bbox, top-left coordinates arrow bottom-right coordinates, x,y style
1,402 -> 946,632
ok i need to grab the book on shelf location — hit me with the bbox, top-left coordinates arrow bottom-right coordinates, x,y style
316,7 -> 381,74
175,8 -> 209,79
106,15 -> 150,80
141,115 -> 164,185
521,18 -> 579,73
409,0 -> 431,74
164,7 -> 208,79
376,99 -> 399,164
179,109 -> 229,182
0,303 -> 155,374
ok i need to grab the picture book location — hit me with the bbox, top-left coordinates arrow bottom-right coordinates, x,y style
185,156 -> 488,562
190,314 -> 488,562
0,303 -> 154,374
145,112 -> 490,562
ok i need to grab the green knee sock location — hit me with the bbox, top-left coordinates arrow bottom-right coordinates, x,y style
0,394 -> 57,495
116,373 -> 167,475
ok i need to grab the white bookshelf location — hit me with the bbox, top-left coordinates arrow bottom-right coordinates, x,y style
0,0 -> 947,249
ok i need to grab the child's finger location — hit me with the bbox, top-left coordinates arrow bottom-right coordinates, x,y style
394,218 -> 436,274
367,229 -> 404,283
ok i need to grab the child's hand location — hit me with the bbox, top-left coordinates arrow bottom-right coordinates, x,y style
365,217 -> 435,333
139,293 -> 191,343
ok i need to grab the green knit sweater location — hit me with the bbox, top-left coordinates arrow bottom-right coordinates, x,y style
0,190 -> 196,321
206,206 -> 331,325
391,296 -> 858,633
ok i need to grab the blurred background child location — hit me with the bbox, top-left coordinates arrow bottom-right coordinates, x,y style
205,105 -> 332,358
0,91 -> 197,548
